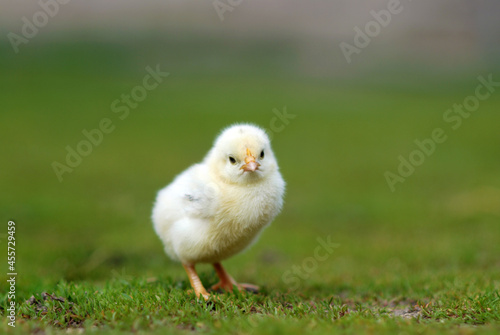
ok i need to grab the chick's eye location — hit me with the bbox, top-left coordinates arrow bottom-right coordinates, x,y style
260,150 -> 265,159
229,156 -> 237,165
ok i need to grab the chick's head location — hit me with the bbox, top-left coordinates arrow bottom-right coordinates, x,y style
206,124 -> 279,184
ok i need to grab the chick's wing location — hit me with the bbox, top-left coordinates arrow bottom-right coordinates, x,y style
177,164 -> 220,220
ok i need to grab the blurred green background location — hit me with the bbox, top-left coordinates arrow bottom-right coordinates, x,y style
0,0 -> 499,311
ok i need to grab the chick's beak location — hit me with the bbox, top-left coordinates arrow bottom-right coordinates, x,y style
241,148 -> 260,172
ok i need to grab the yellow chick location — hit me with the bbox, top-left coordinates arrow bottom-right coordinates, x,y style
152,124 -> 285,300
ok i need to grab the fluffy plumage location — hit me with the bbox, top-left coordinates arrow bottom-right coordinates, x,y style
152,124 -> 285,299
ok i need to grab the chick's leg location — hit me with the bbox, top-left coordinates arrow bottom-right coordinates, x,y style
183,264 -> 210,300
211,262 -> 259,293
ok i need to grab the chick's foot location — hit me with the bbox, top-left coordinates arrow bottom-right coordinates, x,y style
183,264 -> 210,301
211,262 -> 260,293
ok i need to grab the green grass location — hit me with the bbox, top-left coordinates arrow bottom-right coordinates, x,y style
1,38 -> 500,334
11,278 -> 500,334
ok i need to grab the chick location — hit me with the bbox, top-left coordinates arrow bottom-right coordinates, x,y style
152,124 -> 285,300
